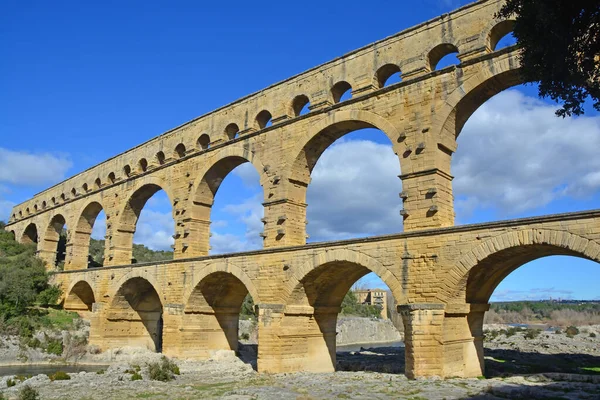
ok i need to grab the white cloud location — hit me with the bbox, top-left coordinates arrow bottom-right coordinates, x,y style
133,209 -> 175,251
0,148 -> 72,186
453,90 -> 600,220
211,194 -> 264,254
233,162 -> 261,187
306,139 -> 403,242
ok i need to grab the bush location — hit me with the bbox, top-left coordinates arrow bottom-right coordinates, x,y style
590,332 -> 596,338
524,328 -> 541,340
18,385 -> 39,400
6,378 -> 16,387
131,372 -> 142,381
48,371 -> 70,381
566,326 -> 580,337
45,338 -> 63,355
96,369 -> 105,375
239,332 -> 250,341
147,356 -> 180,382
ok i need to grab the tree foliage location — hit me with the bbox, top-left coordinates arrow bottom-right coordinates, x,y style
0,222 -> 60,320
88,238 -> 173,266
497,0 -> 599,117
340,290 -> 382,318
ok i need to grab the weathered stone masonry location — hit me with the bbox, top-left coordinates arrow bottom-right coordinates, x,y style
6,0 -> 599,378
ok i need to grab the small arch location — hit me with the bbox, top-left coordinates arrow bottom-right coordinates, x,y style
26,207 -> 31,215
108,172 -> 116,184
82,183 -> 89,193
197,134 -> 211,150
60,194 -> 66,202
138,158 -> 148,172
488,20 -> 516,51
225,123 -> 240,140
331,81 -> 352,103
64,280 -> 95,312
42,201 -> 47,209
34,204 -> 38,212
71,188 -> 77,197
123,165 -> 132,177
428,43 -> 460,71
18,210 -> 23,217
376,63 -> 402,88
51,197 -> 56,205
21,223 -> 38,244
255,110 -> 272,129
291,94 -> 311,116
174,143 -> 186,158
155,151 -> 166,165
94,178 -> 102,189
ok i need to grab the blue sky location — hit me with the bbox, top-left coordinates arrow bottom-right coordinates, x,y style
1,0 -> 599,301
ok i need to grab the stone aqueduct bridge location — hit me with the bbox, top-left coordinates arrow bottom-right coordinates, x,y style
5,0 -> 600,378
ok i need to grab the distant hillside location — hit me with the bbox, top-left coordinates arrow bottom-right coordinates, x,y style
88,237 -> 173,266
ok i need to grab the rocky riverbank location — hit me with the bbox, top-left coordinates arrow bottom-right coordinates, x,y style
1,322 -> 599,399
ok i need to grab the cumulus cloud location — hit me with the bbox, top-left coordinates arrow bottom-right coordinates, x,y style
211,193 -> 264,254
453,90 -> 600,220
133,209 -> 175,251
0,148 -> 72,186
306,139 -> 402,242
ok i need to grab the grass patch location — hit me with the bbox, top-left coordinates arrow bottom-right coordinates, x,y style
48,371 -> 70,381
134,393 -> 159,399
581,367 -> 600,373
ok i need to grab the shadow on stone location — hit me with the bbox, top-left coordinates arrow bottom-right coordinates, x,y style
336,346 -> 405,374
485,348 -> 600,378
237,342 -> 258,371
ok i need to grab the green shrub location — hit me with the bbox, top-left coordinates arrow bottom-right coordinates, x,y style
23,336 -> 41,349
48,371 -> 70,381
7,378 -> 16,387
96,369 -> 105,375
555,329 -> 562,334
131,372 -> 142,381
147,356 -> 180,382
239,332 -> 250,341
45,339 -> 63,355
504,327 -> 522,337
566,326 -> 580,337
18,385 -> 39,400
590,332 -> 596,338
524,328 -> 541,340
0,391 -> 5,400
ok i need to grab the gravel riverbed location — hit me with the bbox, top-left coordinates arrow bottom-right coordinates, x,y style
0,324 -> 598,399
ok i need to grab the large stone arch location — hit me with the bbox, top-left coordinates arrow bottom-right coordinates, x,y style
109,176 -> 175,265
434,52 -> 523,141
39,213 -> 69,268
288,109 -> 402,186
275,248 -> 404,373
104,273 -> 164,352
178,262 -> 260,358
64,279 -> 96,312
446,229 -> 600,304
184,145 -> 266,257
21,222 -> 38,245
285,248 -> 404,306
182,262 -> 261,307
107,269 -> 165,303
66,198 -> 107,270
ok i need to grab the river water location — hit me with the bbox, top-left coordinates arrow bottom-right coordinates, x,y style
337,340 -> 404,352
0,364 -> 108,377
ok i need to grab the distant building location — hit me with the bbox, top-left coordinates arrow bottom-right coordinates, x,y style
354,288 -> 388,319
